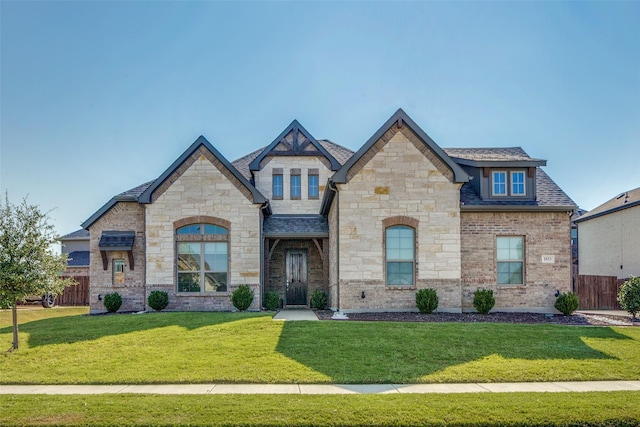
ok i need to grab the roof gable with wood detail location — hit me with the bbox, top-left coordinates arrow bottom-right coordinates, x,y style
248,120 -> 342,172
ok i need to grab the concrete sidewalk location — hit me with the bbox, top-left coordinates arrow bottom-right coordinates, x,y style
1,381 -> 639,395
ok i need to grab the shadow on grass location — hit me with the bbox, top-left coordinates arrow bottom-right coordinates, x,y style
275,321 -> 633,383
0,311 -> 271,348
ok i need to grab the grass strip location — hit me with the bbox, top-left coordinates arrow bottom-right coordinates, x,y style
2,309 -> 640,384
1,392 -> 639,426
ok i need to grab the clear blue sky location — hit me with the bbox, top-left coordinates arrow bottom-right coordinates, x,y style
1,1 -> 639,237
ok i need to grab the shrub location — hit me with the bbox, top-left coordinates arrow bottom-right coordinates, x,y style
618,276 -> 640,319
415,288 -> 439,314
473,289 -> 495,315
265,291 -> 280,311
554,292 -> 579,316
103,292 -> 122,313
147,290 -> 169,311
231,284 -> 254,311
310,290 -> 328,310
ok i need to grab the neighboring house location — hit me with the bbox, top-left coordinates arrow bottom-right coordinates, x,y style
60,229 -> 90,276
575,187 -> 640,279
82,109 -> 576,314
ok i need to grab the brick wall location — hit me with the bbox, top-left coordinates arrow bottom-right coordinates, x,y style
88,201 -> 146,313
460,211 -> 572,312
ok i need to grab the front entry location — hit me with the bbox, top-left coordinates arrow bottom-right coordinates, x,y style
285,250 -> 308,306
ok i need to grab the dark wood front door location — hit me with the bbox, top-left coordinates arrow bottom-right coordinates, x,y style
286,250 -> 308,306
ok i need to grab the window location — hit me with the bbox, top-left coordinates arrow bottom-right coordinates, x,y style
290,173 -> 301,200
492,171 -> 507,196
113,259 -> 125,285
511,171 -> 526,195
497,236 -> 524,285
272,173 -> 283,199
176,223 -> 228,293
308,172 -> 319,199
386,226 -> 415,286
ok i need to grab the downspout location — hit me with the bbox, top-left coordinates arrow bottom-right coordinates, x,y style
259,201 -> 270,310
329,182 -> 348,319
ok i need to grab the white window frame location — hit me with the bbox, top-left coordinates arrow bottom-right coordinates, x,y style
496,236 -> 525,285
492,171 -> 507,196
511,171 -> 526,196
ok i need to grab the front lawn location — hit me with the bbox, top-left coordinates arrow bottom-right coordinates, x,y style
1,308 -> 639,384
2,392 -> 639,426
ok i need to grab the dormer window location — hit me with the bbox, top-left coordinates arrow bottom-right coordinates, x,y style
511,171 -> 526,196
492,171 -> 507,196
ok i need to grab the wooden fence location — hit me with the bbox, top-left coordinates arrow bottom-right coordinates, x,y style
57,276 -> 90,306
575,275 -> 623,310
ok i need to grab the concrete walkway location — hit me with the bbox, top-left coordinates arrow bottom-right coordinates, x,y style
272,309 -> 318,321
1,381 -> 639,395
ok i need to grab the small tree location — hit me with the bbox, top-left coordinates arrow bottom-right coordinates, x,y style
231,284 -> 254,311
618,276 -> 640,319
0,193 -> 74,350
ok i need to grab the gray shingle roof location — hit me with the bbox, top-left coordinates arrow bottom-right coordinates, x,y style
67,251 -> 90,267
459,169 -> 576,208
443,147 -> 544,162
575,187 -> 640,223
263,215 -> 329,238
118,181 -> 155,198
98,231 -> 135,250
60,229 -> 90,240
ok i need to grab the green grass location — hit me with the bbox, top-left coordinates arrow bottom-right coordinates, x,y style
1,308 -> 639,384
1,392 -> 639,426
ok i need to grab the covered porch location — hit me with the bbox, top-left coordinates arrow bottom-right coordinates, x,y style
263,215 -> 329,308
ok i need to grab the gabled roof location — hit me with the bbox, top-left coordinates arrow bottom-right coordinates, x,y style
81,180 -> 155,229
60,229 -> 90,240
331,109 -> 470,184
248,120 -> 342,171
575,187 -> 640,223
138,136 -> 267,204
444,147 -> 547,167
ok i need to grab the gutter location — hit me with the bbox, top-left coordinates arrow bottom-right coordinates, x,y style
328,182 -> 347,319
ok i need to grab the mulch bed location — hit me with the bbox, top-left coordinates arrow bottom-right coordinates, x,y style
313,310 -> 639,326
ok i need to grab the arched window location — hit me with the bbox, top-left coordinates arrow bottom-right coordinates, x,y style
385,225 -> 415,286
176,223 -> 228,293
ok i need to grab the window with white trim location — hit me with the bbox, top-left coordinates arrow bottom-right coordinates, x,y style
511,171 -> 526,195
492,171 -> 507,196
497,236 -> 524,285
176,224 -> 228,292
385,226 -> 415,286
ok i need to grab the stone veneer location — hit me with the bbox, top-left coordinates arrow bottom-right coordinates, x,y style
335,126 -> 463,312
460,211 -> 572,312
88,201 -> 145,313
145,153 -> 261,311
253,156 -> 332,214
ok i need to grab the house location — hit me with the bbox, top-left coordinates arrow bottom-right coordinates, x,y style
82,109 -> 576,314
575,187 -> 640,279
60,229 -> 90,276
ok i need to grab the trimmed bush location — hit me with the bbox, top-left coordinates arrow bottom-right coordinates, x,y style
265,291 -> 280,311
618,276 -> 640,319
103,292 -> 122,313
554,292 -> 579,316
473,289 -> 495,315
415,288 -> 439,314
148,290 -> 169,311
310,290 -> 328,310
231,284 -> 254,311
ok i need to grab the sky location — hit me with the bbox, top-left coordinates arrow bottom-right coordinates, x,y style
1,1 -> 639,238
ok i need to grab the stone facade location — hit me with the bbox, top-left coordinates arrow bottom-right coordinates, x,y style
88,201 -> 145,313
335,126 -> 463,312
254,157 -> 331,214
145,153 -> 261,311
460,211 -> 572,312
